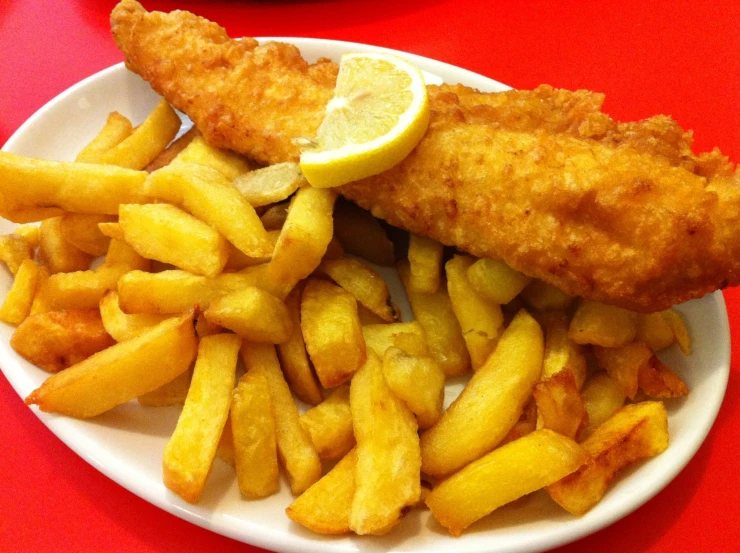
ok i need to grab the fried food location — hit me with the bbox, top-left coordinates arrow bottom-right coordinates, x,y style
112,0 -> 740,312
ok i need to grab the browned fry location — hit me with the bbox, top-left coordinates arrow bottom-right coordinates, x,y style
635,312 -> 675,351
38,217 -> 93,274
547,401 -> 669,515
11,309 -> 115,373
593,342 -> 653,400
638,356 -> 689,398
300,385 -> 355,460
533,369 -> 588,440
500,397 -> 538,445
569,299 -> 637,347
333,201 -> 395,266
144,126 -> 200,172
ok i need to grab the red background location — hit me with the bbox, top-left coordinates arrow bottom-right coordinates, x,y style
1,1 -> 739,551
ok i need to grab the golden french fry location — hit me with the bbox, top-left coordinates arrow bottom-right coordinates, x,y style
286,448 -> 357,535
35,264 -> 129,312
104,238 -> 151,271
466,258 -> 532,304
204,287 -> 292,343
408,233 -> 443,293
38,217 -> 92,274
28,266 -> 50,315
357,304 -> 387,325
319,257 -> 397,322
420,310 -> 543,476
662,308 -> 691,355
427,429 -> 587,536
195,313 -> 222,338
276,283 -> 323,406
95,99 -> 181,170
542,316 -> 587,389
547,401 -> 669,515
231,370 -> 280,499
163,334 -> 241,503
382,346 -> 444,429
13,225 -> 40,250
241,342 -> 322,495
223,230 -> 279,272
635,312 -> 675,351
260,201 -> 290,230
11,309 -> 114,373
0,259 -> 41,325
301,278 -> 366,388
138,368 -> 193,407
569,299 -> 637,347
233,161 -> 305,206
445,254 -> 504,369
398,259 -> 470,377
25,312 -> 196,417
300,385 -> 355,460
75,112 -> 133,163
0,151 -> 148,218
520,279 -> 575,310
146,162 -> 271,258
593,342 -> 653,400
170,135 -> 250,180
533,369 -> 588,440
0,233 -> 35,275
333,201 -> 395,266
145,126 -> 200,173
500,397 -> 538,445
268,187 -> 336,291
638,356 -> 689,398
119,203 -> 229,277
216,414 -> 236,467
350,352 -> 420,535
99,291 -> 169,342
59,213 -> 116,256
580,372 -> 626,438
362,321 -> 425,358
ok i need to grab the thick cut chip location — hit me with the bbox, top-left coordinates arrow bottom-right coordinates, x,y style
0,151 -> 148,218
547,401 -> 669,515
163,334 -> 241,503
12,226 -> 41,250
500,397 -> 538,445
205,287 -> 292,343
286,448 -> 357,535
445,254 -> 504,369
635,312 -> 675,351
146,162 -> 271,258
104,238 -> 151,271
333,201 -> 395,266
301,278 -> 366,388
638,356 -> 689,398
59,213 -> 116,257
426,429 -> 587,536
216,414 -> 236,467
408,234 -> 444,293
466,258 -> 532,305
171,135 -> 251,180
542,316 -> 587,389
38,218 -> 92,274
569,300 -> 637,347
28,266 -> 50,315
11,309 -> 114,373
593,342 -> 653,400
319,257 -> 397,322
260,202 -> 290,230
300,385 -> 355,460
533,369 -> 588,440
25,312 -> 196,417
224,230 -> 279,272
420,310 -> 543,476
0,259 -> 41,325
241,343 -> 322,495
99,291 -> 169,342
145,126 -> 200,172
268,186 -> 336,292
350,352 -> 420,535
580,372 -> 626,438
233,161 -> 305,207
0,233 -> 35,275
75,111 -> 133,163
231,370 -> 280,499
119,203 -> 229,277
276,284 -> 323,406
138,368 -> 193,407
95,99 -> 181,170
662,309 -> 691,355
362,321 -> 425,358
520,279 -> 575,310
382,346 -> 445,429
35,264 -> 129,312
398,260 -> 470,377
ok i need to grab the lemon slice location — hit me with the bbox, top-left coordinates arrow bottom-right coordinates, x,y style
299,52 -> 429,188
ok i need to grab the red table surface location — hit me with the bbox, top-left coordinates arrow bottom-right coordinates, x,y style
2,1 -> 739,551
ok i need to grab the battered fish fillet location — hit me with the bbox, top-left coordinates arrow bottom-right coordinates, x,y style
111,0 -> 740,312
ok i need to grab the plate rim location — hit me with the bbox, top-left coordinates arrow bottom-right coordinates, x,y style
0,36 -> 731,553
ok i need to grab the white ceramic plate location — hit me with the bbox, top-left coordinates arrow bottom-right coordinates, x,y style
0,38 -> 730,553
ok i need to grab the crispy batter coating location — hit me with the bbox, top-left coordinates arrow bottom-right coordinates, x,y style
111,0 -> 740,312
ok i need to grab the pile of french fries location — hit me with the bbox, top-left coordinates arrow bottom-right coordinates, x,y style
0,98 -> 691,537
